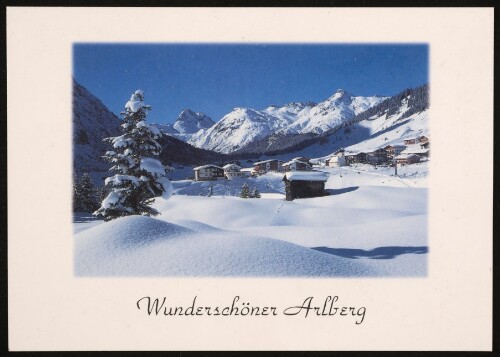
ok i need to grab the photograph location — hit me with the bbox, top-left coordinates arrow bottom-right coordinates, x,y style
7,7 -> 492,351
72,43 -> 430,277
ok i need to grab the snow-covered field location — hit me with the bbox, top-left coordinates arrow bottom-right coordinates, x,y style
74,163 -> 428,277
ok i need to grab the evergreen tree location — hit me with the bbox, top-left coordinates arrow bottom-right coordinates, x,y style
96,184 -> 110,203
73,173 -> 100,212
240,183 -> 250,198
78,173 -> 99,212
73,173 -> 80,212
252,189 -> 261,198
94,90 -> 172,221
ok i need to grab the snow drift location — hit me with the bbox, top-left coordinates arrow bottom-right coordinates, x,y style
74,215 -> 375,277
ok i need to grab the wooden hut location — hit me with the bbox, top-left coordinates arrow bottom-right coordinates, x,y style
282,171 -> 328,201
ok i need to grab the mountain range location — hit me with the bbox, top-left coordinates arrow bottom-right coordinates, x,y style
187,90 -> 387,153
73,79 -> 429,177
155,109 -> 215,142
233,84 -> 429,159
72,80 -> 227,177
73,79 -> 122,175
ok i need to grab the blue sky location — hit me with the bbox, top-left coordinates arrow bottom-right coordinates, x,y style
73,44 -> 428,125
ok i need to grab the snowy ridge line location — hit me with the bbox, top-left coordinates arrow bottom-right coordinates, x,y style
232,84 -> 429,158
188,89 -> 388,154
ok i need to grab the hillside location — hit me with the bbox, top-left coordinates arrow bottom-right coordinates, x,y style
72,78 -> 122,175
72,80 -> 229,180
188,90 -> 387,154
232,84 -> 429,159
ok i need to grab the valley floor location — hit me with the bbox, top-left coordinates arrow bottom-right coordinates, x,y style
74,162 -> 428,277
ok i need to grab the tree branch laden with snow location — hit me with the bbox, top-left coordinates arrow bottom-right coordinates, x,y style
94,89 -> 173,221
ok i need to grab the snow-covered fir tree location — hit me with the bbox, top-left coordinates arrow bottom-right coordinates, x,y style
72,173 -> 79,211
251,189 -> 261,198
73,173 -> 100,212
240,183 -> 250,198
94,90 -> 172,221
96,184 -> 110,203
78,173 -> 100,212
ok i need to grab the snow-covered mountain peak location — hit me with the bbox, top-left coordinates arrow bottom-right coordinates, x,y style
284,101 -> 317,109
325,88 -> 353,103
172,108 -> 215,134
188,89 -> 388,153
179,108 -> 196,116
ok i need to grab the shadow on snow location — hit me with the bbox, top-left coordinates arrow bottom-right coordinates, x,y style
325,186 -> 359,195
73,212 -> 101,223
312,246 -> 428,260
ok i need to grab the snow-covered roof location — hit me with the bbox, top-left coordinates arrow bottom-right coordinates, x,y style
284,171 -> 328,182
384,144 -> 406,149
193,164 -> 223,170
282,158 -> 310,166
395,154 -> 420,159
401,148 -> 429,155
254,159 -> 284,165
223,164 -> 241,170
327,156 -> 343,162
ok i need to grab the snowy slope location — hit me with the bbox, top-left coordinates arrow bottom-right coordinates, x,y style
344,109 -> 428,155
250,87 -> 428,161
72,79 -> 122,175
282,90 -> 385,134
75,165 -> 428,277
227,85 -> 429,159
188,91 -> 386,154
74,215 -> 375,276
173,109 -> 215,133
188,107 -> 296,154
72,83 -> 229,182
156,109 -> 214,141
310,96 -> 429,162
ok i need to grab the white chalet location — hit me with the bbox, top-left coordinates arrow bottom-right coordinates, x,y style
282,158 -> 312,171
193,165 -> 225,181
223,164 -> 251,180
400,144 -> 430,158
326,151 -> 346,168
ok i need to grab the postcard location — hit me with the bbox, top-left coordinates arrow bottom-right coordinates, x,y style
7,7 -> 493,351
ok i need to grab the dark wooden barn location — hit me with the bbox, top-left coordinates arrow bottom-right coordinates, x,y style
282,171 -> 329,201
